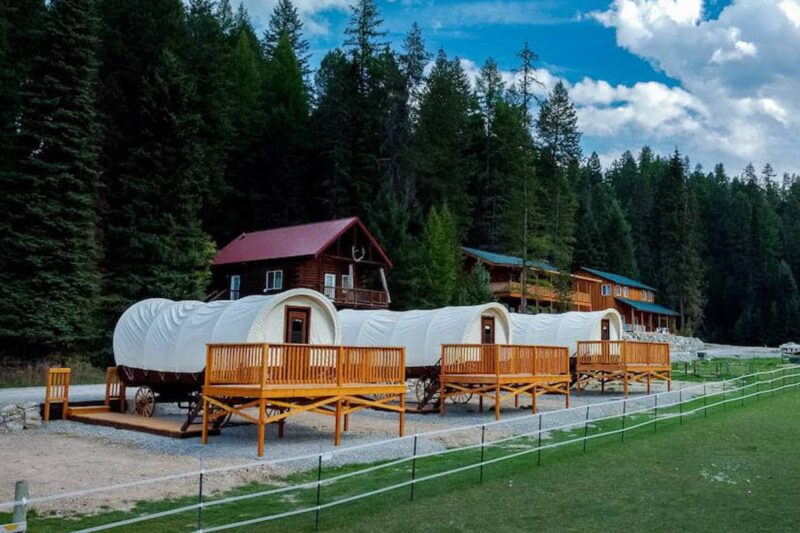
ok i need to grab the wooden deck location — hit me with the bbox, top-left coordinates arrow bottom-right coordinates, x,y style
439,344 -> 571,420
68,411 -> 217,438
202,344 -> 406,456
575,340 -> 671,397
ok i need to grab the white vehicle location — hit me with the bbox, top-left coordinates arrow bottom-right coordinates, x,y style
780,342 -> 800,355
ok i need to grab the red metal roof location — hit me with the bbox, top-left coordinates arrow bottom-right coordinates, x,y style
212,217 -> 393,267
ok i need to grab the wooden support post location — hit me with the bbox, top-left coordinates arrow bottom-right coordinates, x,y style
565,384 -> 570,409
343,400 -> 350,432
334,399 -> 342,446
494,384 -> 501,421
531,385 -> 536,414
12,480 -> 28,527
623,371 -> 629,398
515,394 -> 520,409
257,398 -> 266,457
667,371 -> 672,392
647,372 -> 651,395
399,392 -> 405,437
201,395 -> 209,445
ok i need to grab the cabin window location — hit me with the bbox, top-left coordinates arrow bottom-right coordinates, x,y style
323,273 -> 336,299
266,270 -> 283,291
341,274 -> 353,289
230,275 -> 240,300
601,284 -> 612,296
615,285 -> 622,296
623,286 -> 629,297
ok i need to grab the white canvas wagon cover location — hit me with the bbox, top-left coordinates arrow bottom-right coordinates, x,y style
510,309 -> 623,356
113,289 -> 340,373
338,303 -> 512,368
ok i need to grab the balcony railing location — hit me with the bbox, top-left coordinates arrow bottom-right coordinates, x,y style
489,281 -> 591,306
320,284 -> 389,308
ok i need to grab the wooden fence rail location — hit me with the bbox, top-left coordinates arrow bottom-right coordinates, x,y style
441,344 -> 570,377
576,340 -> 670,367
205,344 -> 406,388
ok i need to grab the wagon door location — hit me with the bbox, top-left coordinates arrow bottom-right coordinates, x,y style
481,316 -> 496,344
601,318 -> 611,341
285,307 -> 310,344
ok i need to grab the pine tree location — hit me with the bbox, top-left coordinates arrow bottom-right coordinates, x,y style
344,0 -> 385,94
262,0 -> 309,73
106,49 -> 214,305
257,31 -> 311,228
655,151 -> 705,333
457,263 -> 493,305
311,48 -> 354,218
536,80 -> 581,168
421,206 -> 461,308
0,0 -> 103,351
413,49 -> 480,232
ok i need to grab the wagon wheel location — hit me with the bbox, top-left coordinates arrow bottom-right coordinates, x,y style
448,391 -> 474,405
133,386 -> 156,417
414,377 -> 433,403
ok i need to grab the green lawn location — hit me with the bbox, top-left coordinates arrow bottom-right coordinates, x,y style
5,375 -> 799,533
671,357 -> 786,382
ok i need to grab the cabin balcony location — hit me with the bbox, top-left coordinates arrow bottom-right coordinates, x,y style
489,281 -> 591,308
302,284 -> 389,309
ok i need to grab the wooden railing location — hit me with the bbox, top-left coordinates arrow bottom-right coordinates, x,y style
44,368 -> 71,421
440,344 -> 570,377
488,281 -> 591,306
205,344 -> 405,387
576,340 -> 670,367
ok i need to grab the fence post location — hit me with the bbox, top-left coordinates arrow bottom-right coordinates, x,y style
653,395 -> 658,432
12,480 -> 28,528
315,454 -> 323,530
479,425 -> 486,482
582,405 -> 590,452
537,414 -> 543,466
741,378 -> 745,407
621,399 -> 627,443
197,465 -> 204,531
410,435 -> 418,499
679,389 -> 683,425
703,384 -> 708,417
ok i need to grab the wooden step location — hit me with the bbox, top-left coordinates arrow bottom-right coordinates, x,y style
66,405 -> 110,416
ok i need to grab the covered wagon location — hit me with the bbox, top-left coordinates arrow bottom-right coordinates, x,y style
339,303 -> 512,407
509,309 -> 624,356
113,289 -> 340,419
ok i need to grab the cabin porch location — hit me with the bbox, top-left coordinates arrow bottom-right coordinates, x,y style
439,344 -> 571,420
202,343 -> 406,456
575,340 -> 671,397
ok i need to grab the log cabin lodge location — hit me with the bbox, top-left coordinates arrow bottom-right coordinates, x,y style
210,218 -> 678,332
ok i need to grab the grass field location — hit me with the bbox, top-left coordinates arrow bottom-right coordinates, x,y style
671,357 -> 786,382
4,372 -> 799,532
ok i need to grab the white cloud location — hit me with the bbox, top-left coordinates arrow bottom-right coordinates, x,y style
241,0 -> 353,36
589,0 -> 800,173
779,0 -> 800,28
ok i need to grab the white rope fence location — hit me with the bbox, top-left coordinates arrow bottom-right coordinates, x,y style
2,366 -> 798,532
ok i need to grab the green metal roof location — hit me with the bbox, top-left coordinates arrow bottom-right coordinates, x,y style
462,247 -> 559,273
616,297 -> 679,316
581,267 -> 657,291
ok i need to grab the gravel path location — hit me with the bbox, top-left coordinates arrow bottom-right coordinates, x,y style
0,378 -> 706,516
0,383 -> 133,408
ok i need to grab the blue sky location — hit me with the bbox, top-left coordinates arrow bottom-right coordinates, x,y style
242,1 -> 800,176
